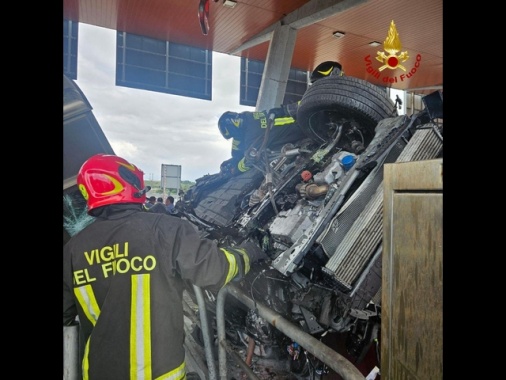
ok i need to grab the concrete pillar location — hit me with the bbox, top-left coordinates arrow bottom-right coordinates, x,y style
256,24 -> 297,111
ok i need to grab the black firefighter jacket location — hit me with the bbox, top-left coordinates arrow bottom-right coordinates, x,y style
229,109 -> 307,173
63,204 -> 247,380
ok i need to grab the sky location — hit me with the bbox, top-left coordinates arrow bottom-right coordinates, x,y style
75,23 -> 255,182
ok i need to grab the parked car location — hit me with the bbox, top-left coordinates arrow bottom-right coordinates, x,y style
63,74 -> 115,244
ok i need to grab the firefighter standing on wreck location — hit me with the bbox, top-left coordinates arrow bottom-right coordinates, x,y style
217,104 -> 303,175
218,61 -> 344,175
63,153 -> 266,380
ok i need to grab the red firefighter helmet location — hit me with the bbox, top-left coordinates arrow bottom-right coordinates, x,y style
77,154 -> 147,213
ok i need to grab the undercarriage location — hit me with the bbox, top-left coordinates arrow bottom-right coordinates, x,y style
176,76 -> 443,379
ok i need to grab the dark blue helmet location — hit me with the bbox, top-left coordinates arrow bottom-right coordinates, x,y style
310,61 -> 343,83
218,111 -> 242,139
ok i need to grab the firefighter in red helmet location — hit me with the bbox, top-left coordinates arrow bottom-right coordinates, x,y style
63,153 -> 266,379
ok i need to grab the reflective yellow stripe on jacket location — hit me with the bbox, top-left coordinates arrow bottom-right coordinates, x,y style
155,361 -> 186,380
237,157 -> 250,173
131,274 -> 152,379
220,246 -> 251,284
273,116 -> 295,126
76,274 -> 188,380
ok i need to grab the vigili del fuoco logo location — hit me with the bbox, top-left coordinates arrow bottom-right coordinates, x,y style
365,20 -> 422,84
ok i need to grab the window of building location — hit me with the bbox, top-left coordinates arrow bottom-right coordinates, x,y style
116,32 -> 213,100
240,58 -> 308,106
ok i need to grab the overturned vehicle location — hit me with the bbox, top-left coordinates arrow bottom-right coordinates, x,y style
176,75 -> 443,376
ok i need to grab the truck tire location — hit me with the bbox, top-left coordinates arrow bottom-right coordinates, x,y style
297,75 -> 397,144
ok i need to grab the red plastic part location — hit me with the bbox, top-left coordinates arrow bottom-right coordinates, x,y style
301,170 -> 312,182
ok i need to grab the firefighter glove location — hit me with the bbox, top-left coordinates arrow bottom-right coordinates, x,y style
238,240 -> 269,264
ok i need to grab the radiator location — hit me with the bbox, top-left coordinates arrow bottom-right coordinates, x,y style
321,124 -> 442,306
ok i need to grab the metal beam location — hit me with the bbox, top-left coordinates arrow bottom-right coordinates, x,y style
230,0 -> 369,54
405,85 -> 443,93
216,283 -> 366,380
